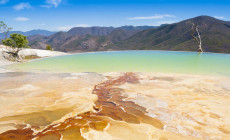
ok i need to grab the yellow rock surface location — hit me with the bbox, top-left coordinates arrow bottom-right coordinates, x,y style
0,72 -> 229,139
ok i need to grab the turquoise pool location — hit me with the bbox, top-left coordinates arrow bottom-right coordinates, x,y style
9,51 -> 230,75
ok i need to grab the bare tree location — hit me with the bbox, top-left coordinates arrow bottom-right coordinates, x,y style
0,21 -> 12,40
187,22 -> 203,52
0,21 -> 12,49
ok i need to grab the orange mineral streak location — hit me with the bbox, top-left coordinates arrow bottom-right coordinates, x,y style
0,128 -> 34,140
93,72 -> 164,128
0,72 -> 163,140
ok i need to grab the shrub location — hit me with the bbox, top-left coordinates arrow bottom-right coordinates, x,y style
46,44 -> 52,50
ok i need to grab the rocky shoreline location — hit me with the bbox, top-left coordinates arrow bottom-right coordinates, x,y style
0,45 -> 67,72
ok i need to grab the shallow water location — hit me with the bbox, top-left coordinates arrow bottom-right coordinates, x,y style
9,51 -> 230,75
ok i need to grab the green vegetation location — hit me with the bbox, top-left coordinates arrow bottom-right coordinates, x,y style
2,33 -> 29,61
2,33 -> 29,50
24,55 -> 41,60
85,34 -> 92,39
97,36 -> 106,43
46,44 -> 52,50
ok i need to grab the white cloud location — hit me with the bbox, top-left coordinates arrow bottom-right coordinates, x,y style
40,5 -> 52,8
75,24 -> 89,27
128,14 -> 176,20
57,24 -> 90,31
42,0 -> 62,8
156,20 -> 176,25
14,17 -> 30,21
0,0 -> 9,4
13,2 -> 31,11
214,16 -> 227,20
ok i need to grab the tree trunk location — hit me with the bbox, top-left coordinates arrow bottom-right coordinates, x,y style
3,32 -> 8,49
2,48 -> 22,62
190,23 -> 203,52
196,28 -> 203,52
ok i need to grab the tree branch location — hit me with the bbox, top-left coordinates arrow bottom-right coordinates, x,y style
187,21 -> 203,52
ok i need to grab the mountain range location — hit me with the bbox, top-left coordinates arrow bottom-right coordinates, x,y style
0,29 -> 56,39
2,16 -> 230,53
115,16 -> 230,53
27,26 -> 157,52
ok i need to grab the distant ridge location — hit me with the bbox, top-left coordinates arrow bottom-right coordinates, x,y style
27,25 -> 156,52
114,16 -> 230,53
0,29 -> 56,39
26,16 -> 230,53
67,26 -> 157,36
67,27 -> 114,36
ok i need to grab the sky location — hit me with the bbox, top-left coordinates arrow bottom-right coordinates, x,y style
0,0 -> 229,32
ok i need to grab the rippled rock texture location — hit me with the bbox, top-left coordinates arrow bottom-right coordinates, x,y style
0,72 -> 229,139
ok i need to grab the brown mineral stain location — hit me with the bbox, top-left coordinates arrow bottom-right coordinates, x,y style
92,73 -> 164,129
0,128 -> 33,140
0,73 -> 164,140
193,126 -> 202,130
0,107 -> 75,127
209,112 -> 221,119
159,137 -> 168,140
89,121 -> 108,131
38,131 -> 61,140
60,126 -> 85,140
218,127 -> 230,134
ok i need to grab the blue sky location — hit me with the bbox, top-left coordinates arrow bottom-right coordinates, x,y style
0,0 -> 229,31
